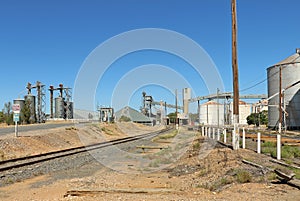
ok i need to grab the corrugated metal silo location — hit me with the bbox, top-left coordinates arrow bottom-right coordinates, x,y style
24,94 -> 36,123
267,48 -> 300,129
55,97 -> 65,118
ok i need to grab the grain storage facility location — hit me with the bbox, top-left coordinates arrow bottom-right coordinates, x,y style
199,101 -> 224,126
229,100 -> 252,125
267,48 -> 300,129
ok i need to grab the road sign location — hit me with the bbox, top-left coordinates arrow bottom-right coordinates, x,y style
13,112 -> 20,122
12,104 -> 20,112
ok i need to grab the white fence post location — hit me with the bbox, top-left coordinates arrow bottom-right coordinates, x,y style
232,130 -> 235,149
217,128 -> 220,141
201,126 -> 204,137
277,134 -> 281,160
223,128 -> 227,143
212,128 -> 215,139
257,132 -> 261,154
242,127 -> 245,149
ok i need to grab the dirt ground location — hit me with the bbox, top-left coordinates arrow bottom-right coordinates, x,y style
0,124 -> 299,201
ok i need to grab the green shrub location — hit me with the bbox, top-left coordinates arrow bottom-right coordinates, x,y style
119,115 -> 131,122
236,170 -> 252,183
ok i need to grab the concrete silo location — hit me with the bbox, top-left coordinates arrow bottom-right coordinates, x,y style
267,48 -> 300,129
199,101 -> 224,126
183,88 -> 191,115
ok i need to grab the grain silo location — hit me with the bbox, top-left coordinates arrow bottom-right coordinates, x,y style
267,48 -> 300,129
183,88 -> 191,115
55,97 -> 65,118
199,101 -> 224,126
229,100 -> 252,125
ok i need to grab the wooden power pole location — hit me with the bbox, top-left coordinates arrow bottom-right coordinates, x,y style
277,66 -> 282,160
175,89 -> 179,130
232,0 -> 240,150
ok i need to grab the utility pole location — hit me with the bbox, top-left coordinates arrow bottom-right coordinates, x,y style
175,89 -> 179,130
277,65 -> 282,160
197,100 -> 200,124
217,88 -> 220,128
232,0 -> 240,150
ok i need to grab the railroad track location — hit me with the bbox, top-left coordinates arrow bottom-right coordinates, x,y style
0,127 -> 172,173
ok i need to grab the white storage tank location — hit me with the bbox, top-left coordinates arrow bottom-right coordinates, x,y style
229,100 -> 252,125
267,48 -> 300,129
199,101 -> 224,126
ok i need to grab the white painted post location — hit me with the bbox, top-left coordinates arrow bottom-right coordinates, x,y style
257,132 -> 261,154
205,127 -> 208,137
15,121 -> 18,137
208,127 -> 211,138
217,128 -> 220,141
212,128 -> 215,139
232,129 -> 236,150
277,134 -> 281,160
201,126 -> 204,137
223,128 -> 227,143
242,127 -> 245,149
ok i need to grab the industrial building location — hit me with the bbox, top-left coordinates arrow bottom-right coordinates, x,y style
49,84 -> 73,120
199,100 -> 252,126
13,81 -> 45,123
199,101 -> 224,126
13,82 -> 74,124
98,107 -> 114,123
267,48 -> 300,130
229,100 -> 252,125
115,106 -> 153,125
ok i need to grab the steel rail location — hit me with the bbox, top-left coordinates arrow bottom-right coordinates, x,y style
0,127 -> 172,172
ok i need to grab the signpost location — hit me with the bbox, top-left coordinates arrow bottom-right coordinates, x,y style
12,104 -> 20,137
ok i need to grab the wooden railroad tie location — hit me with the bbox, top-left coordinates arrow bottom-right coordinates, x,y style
136,145 -> 169,152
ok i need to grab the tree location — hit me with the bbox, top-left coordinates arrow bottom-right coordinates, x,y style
259,110 -> 268,125
119,115 -> 131,122
3,102 -> 13,125
189,113 -> 199,123
21,99 -> 32,124
247,111 -> 268,126
88,113 -> 93,120
167,112 -> 177,123
0,111 -> 4,123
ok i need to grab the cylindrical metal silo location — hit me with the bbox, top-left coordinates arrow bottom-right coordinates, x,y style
55,97 -> 65,118
66,101 -> 73,119
24,94 -> 36,123
267,48 -> 300,130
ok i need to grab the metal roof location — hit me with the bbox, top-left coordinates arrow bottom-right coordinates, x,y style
269,49 -> 300,68
115,106 -> 152,123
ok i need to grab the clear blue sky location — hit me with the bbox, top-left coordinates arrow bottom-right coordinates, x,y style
0,0 -> 299,113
